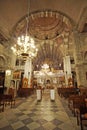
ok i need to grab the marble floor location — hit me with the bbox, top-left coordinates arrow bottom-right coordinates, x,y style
0,89 -> 86,130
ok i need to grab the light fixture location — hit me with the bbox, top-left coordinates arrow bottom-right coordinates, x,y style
11,0 -> 38,59
6,70 -> 11,76
41,63 -> 49,69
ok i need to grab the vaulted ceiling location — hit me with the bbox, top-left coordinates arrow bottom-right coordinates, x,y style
0,0 -> 87,71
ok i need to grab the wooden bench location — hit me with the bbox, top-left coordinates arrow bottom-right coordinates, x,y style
79,106 -> 87,130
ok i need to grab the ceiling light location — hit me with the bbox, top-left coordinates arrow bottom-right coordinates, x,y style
11,0 -> 38,59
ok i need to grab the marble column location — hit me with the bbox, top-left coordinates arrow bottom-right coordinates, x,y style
24,58 -> 32,88
63,55 -> 72,86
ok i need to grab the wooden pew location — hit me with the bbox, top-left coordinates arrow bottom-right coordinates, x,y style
79,106 -> 87,130
57,87 -> 78,98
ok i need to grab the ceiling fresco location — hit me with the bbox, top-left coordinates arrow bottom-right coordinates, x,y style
12,10 -> 74,70
0,0 -> 87,71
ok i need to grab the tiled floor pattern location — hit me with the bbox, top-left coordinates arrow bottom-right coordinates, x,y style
0,89 -> 84,130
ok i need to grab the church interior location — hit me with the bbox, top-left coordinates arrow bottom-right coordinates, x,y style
0,0 -> 87,130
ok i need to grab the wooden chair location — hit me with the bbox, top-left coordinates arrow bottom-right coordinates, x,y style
79,106 -> 87,130
8,88 -> 15,107
68,94 -> 79,109
74,98 -> 86,125
3,94 -> 15,108
68,95 -> 86,122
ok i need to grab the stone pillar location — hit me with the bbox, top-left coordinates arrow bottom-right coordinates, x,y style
73,31 -> 85,87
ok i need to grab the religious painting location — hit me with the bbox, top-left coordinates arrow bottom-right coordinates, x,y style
22,78 -> 28,88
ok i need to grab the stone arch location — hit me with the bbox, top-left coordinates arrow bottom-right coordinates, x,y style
12,9 -> 75,39
0,55 -> 6,67
78,6 -> 87,32
11,9 -> 76,71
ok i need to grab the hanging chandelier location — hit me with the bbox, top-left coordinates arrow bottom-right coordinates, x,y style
11,35 -> 38,58
11,0 -> 38,59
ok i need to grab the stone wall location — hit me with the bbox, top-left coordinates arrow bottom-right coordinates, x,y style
0,43 -> 16,88
74,32 -> 87,87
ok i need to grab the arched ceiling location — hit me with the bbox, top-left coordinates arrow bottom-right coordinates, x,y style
12,10 -> 74,70
13,10 -> 73,40
0,0 -> 87,71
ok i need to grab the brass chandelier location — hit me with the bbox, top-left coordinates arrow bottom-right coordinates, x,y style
11,0 -> 38,59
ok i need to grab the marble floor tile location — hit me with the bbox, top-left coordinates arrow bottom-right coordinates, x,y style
0,88 -> 85,130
